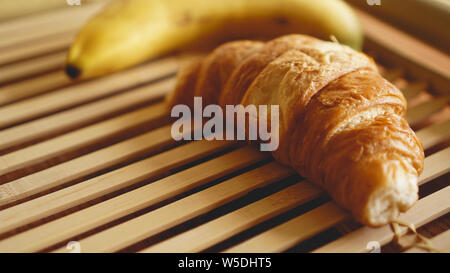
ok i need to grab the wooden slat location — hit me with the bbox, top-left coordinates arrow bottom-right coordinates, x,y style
0,25 -> 76,55
0,2 -> 105,49
0,51 -> 66,85
0,102 -> 168,176
404,229 -> 450,253
313,186 -> 450,253
0,31 -> 74,66
0,56 -> 181,128
141,181 -> 321,253
381,68 -> 403,82
401,82 -> 426,101
0,146 -> 268,252
0,71 -> 70,106
224,202 -> 347,253
223,148 -> 450,253
406,96 -> 450,125
0,140 -> 236,235
0,78 -> 174,151
416,120 -> 450,151
357,9 -> 450,95
0,125 -> 174,207
418,147 -> 450,185
53,162 -> 295,253
0,26 -> 73,53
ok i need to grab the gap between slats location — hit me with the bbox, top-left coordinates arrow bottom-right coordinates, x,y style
403,229 -> 450,253
312,186 -> 450,253
0,71 -> 71,106
0,31 -> 74,66
224,184 -> 450,253
223,202 -> 346,253
0,51 -> 66,85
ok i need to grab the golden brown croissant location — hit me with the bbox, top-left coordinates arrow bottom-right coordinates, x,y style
167,34 -> 424,227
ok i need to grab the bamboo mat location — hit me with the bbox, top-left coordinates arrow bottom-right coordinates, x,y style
0,4 -> 448,253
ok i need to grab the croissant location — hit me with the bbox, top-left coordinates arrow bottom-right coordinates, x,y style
167,34 -> 424,227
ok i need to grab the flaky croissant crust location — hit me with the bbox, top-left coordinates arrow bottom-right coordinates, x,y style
167,34 -> 424,227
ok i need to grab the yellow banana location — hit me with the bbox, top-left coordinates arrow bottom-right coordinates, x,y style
66,0 -> 363,79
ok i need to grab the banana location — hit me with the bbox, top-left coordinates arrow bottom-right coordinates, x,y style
66,0 -> 363,79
